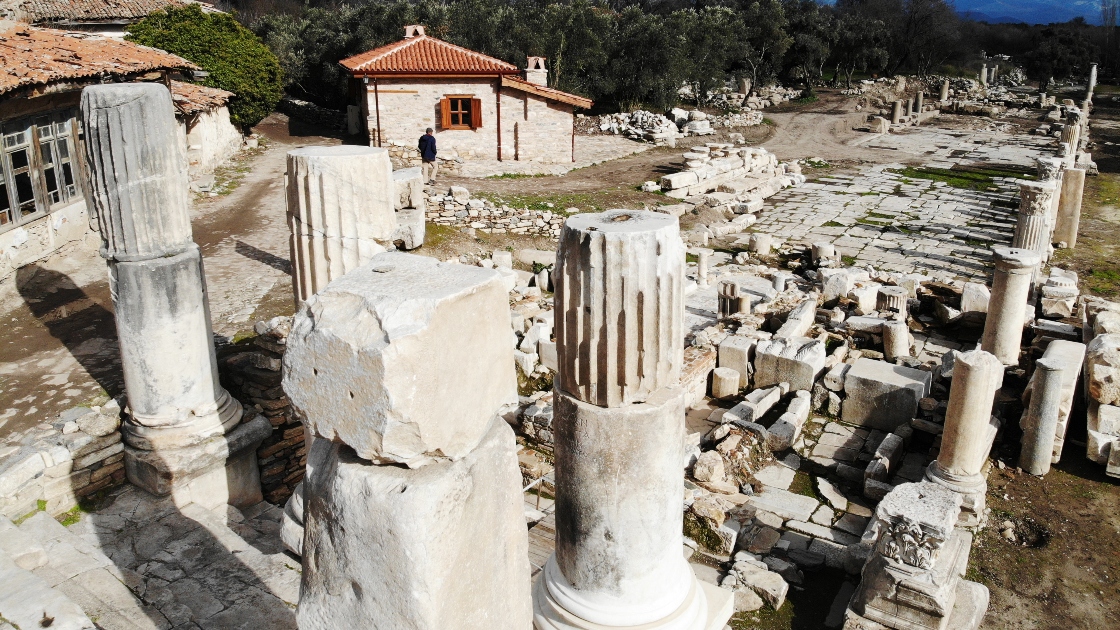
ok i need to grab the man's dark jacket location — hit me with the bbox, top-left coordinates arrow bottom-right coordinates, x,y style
419,134 -> 437,161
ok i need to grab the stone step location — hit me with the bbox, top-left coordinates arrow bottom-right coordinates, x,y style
0,545 -> 95,630
0,515 -> 47,570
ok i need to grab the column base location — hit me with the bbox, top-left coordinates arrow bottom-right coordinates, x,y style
125,414 -> 272,508
281,481 -> 305,556
924,462 -> 986,528
844,579 -> 988,630
533,567 -> 732,630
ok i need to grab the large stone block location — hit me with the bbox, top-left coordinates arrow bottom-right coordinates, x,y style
392,166 -> 426,210
555,210 -> 684,408
1087,333 -> 1120,406
842,359 -> 931,431
284,252 -> 516,466
754,337 -> 826,392
718,335 -> 757,389
298,419 -> 531,630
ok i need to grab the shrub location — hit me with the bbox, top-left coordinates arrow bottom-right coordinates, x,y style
128,4 -> 283,129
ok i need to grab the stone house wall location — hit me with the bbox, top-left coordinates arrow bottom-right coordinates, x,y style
362,78 -> 575,164
181,106 -> 244,177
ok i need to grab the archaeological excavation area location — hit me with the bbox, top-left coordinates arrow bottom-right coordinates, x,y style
0,62 -> 1119,630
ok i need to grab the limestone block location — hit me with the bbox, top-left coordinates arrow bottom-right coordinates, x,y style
825,363 -> 850,392
693,450 -> 725,483
961,282 -> 990,314
754,337 -> 826,392
776,298 -> 817,338
392,208 -> 425,250
718,335 -> 757,389
285,253 -> 516,466
736,564 -> 788,610
849,284 -> 881,315
842,358 -> 931,431
81,83 -> 194,261
298,419 -> 531,630
871,117 -> 890,134
712,367 -> 741,398
392,166 -> 426,210
555,210 -> 684,408
723,386 -> 781,425
769,391 -> 812,451
1087,333 -> 1120,406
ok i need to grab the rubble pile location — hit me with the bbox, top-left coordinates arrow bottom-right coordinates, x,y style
657,142 -> 805,201
425,186 -> 566,237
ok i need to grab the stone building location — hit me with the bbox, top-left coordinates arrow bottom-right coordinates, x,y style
0,23 -> 241,296
341,25 -> 592,164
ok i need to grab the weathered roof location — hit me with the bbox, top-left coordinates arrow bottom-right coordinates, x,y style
0,23 -> 196,96
4,0 -> 184,24
340,34 -> 520,76
170,79 -> 230,115
501,75 -> 592,109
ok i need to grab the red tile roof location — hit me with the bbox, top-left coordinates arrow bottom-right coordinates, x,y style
5,0 -> 185,23
170,79 -> 231,115
0,24 -> 196,96
501,75 -> 592,109
340,34 -> 520,76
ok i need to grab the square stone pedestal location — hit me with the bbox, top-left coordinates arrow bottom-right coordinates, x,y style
125,414 -> 272,509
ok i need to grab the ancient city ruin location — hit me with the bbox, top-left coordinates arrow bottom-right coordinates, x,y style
2,3 -> 1120,630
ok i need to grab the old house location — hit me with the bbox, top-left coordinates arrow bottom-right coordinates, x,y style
0,22 -> 238,294
0,0 -> 194,38
341,25 -> 592,165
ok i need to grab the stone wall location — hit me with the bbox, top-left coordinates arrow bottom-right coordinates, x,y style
181,106 -> 244,177
426,187 -> 565,237
362,78 -> 576,164
0,402 -> 128,520
218,317 -> 305,505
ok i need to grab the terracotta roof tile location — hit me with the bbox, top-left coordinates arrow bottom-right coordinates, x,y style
501,76 -> 592,109
0,24 -> 196,96
170,79 -> 231,115
340,35 -> 519,75
6,0 -> 185,23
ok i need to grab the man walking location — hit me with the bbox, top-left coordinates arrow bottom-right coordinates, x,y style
419,127 -> 438,185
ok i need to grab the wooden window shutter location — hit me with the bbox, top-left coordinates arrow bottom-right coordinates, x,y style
440,98 -> 451,129
470,98 -> 482,129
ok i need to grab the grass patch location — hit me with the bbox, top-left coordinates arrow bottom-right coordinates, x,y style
762,117 -> 775,126
841,255 -> 857,266
1087,268 -> 1120,297
57,504 -> 84,527
485,172 -> 546,180
795,95 -> 819,104
683,512 -> 723,553
474,191 -> 601,213
822,221 -> 844,227
14,499 -> 47,525
789,471 -> 820,501
888,165 -> 1036,192
422,223 -> 461,249
866,211 -> 894,220
686,253 -> 699,264
517,368 -> 553,397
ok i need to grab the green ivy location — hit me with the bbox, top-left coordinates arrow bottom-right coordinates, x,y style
127,5 -> 283,129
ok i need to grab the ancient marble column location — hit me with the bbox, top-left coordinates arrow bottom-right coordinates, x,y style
697,250 -> 710,288
718,281 -> 745,319
882,320 -> 910,360
812,241 -> 836,266
981,247 -> 1040,365
980,64 -> 988,87
749,232 -> 771,254
287,146 -> 397,305
1054,167 -> 1086,247
925,349 -> 1004,527
286,253 -> 529,630
1087,63 -> 1098,101
1019,358 -> 1064,475
81,83 -> 270,506
891,100 -> 902,124
877,286 -> 908,318
538,209 -> 732,629
1011,181 -> 1056,270
906,97 -> 914,118
940,79 -> 950,102
1061,111 -> 1082,157
916,91 -> 924,113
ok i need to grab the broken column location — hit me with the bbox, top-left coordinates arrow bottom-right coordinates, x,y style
1024,340 -> 1086,464
906,97 -> 914,118
1011,181 -> 1056,268
915,91 -> 924,113
882,319 -> 911,360
718,281 -> 746,319
1087,63 -> 1098,101
287,145 -> 397,305
877,286 -> 908,318
1036,157 -> 1064,227
539,209 -> 732,629
925,349 -> 1003,527
981,247 -> 1041,365
980,64 -> 988,87
286,253 -> 530,630
1054,167 -> 1086,248
940,79 -> 950,102
81,83 -> 270,506
847,482 -> 988,629
1018,358 -> 1064,476
891,101 -> 902,125
697,250 -> 710,288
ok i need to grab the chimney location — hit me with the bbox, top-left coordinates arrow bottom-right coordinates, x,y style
524,57 -> 547,86
404,25 -> 425,38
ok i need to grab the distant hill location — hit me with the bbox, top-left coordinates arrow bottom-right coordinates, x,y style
955,0 -> 1101,25
959,11 -> 1026,24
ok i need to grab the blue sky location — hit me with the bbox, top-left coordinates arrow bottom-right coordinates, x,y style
954,0 -> 1103,24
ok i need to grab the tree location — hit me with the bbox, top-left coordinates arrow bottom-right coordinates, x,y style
128,4 -> 283,129
741,0 -> 792,88
831,13 -> 889,87
783,0 -> 834,85
1019,22 -> 1099,92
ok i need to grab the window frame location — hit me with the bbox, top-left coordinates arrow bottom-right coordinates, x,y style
0,109 -> 82,236
440,95 -> 483,131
